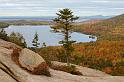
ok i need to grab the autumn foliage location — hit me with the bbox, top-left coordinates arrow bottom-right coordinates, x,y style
37,40 -> 124,76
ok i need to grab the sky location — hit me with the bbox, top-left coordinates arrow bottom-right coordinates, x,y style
0,0 -> 124,16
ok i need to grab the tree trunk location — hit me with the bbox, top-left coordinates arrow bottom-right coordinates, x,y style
65,21 -> 70,67
66,52 -> 70,67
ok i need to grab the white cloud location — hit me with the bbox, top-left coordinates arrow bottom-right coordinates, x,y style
91,0 -> 110,3
0,0 -> 124,16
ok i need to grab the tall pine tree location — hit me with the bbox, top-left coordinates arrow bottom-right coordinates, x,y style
51,8 -> 79,66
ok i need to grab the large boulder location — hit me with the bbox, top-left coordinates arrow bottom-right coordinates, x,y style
19,48 -> 50,75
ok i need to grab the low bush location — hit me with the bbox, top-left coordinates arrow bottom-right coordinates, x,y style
51,65 -> 82,75
32,62 -> 51,77
0,29 -> 27,48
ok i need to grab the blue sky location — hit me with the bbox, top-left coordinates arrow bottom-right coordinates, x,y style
0,0 -> 124,16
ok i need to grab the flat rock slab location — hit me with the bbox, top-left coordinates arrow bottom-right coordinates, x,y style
51,61 -> 110,77
0,69 -> 17,82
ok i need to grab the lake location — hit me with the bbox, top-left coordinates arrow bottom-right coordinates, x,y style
4,25 -> 97,47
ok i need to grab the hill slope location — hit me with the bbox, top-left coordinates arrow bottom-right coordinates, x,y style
75,14 -> 124,40
93,14 -> 124,28
0,22 -> 9,28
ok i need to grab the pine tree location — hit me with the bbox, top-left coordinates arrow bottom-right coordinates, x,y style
51,8 -> 79,66
42,42 -> 46,48
9,32 -> 27,48
0,29 -> 8,40
32,32 -> 40,48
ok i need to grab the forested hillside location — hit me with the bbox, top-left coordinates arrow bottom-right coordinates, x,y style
0,22 -> 9,28
74,14 -> 124,40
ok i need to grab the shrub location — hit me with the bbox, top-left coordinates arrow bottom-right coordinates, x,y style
110,66 -> 124,76
32,62 -> 51,77
8,32 -> 27,48
51,65 -> 82,75
110,59 -> 124,76
56,49 -> 67,62
0,29 -> 27,48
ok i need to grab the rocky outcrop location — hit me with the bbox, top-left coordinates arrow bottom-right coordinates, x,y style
51,61 -> 110,77
0,39 -> 22,50
0,68 -> 17,82
19,48 -> 49,75
0,39 -> 124,82
0,47 -> 27,82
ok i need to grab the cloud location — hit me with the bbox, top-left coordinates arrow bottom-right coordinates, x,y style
0,0 -> 124,16
91,0 -> 124,3
91,0 -> 110,3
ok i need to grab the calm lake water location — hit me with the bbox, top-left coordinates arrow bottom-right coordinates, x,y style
4,25 -> 97,47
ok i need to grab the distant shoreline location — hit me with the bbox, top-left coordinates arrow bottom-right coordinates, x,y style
0,20 -> 53,26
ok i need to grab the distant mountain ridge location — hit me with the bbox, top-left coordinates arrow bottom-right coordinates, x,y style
79,15 -> 112,20
0,16 -> 55,21
0,15 -> 112,21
